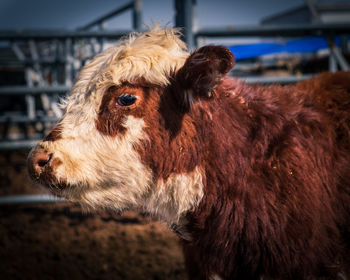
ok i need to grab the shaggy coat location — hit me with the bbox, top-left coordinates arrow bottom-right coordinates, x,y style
27,27 -> 350,279
179,71 -> 350,279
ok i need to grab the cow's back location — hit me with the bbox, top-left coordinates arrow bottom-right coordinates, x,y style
295,71 -> 350,147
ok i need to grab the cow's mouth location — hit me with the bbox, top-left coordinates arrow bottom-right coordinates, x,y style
30,168 -> 69,196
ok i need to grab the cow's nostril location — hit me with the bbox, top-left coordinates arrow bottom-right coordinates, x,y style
33,152 -> 52,171
28,149 -> 53,180
37,157 -> 50,167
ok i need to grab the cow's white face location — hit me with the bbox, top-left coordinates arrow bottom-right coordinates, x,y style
36,112 -> 151,209
27,27 -> 234,225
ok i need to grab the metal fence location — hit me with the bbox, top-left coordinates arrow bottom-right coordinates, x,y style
0,1 -> 143,150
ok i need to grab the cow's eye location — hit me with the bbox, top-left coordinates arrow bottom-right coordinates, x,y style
117,94 -> 138,106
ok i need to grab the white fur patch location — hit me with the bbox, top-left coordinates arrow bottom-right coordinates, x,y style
142,166 -> 204,225
211,274 -> 223,280
40,116 -> 152,211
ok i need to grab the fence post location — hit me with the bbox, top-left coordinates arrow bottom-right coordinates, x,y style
133,0 -> 142,32
175,0 -> 196,50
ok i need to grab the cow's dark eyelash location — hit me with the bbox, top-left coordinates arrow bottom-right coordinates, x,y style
117,94 -> 138,106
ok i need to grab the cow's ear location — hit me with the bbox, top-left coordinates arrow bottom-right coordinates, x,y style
174,45 -> 234,108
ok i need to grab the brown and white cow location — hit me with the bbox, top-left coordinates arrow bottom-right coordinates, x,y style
28,27 -> 350,279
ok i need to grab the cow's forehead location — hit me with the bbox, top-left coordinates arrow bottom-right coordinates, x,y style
62,27 -> 188,116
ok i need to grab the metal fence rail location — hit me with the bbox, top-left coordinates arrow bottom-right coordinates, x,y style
0,86 -> 69,95
241,74 -> 313,84
0,140 -> 38,150
195,23 -> 350,39
0,194 -> 66,205
0,29 -> 132,40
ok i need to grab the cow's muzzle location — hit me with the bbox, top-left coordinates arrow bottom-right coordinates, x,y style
27,148 -> 52,177
27,146 -> 66,191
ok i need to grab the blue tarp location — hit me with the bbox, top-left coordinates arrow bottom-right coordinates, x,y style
228,36 -> 340,61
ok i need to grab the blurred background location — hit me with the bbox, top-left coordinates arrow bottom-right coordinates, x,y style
0,0 -> 349,279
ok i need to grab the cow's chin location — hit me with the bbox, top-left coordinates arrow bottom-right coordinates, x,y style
37,178 -> 82,200
30,170 -> 86,203
28,169 -> 69,199
38,177 -> 137,213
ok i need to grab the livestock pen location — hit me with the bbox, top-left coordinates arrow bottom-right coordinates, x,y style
1,1 -> 350,279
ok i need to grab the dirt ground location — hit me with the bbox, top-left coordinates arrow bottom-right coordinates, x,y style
0,150 -> 187,280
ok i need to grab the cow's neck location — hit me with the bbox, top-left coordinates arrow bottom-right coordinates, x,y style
140,165 -> 205,227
